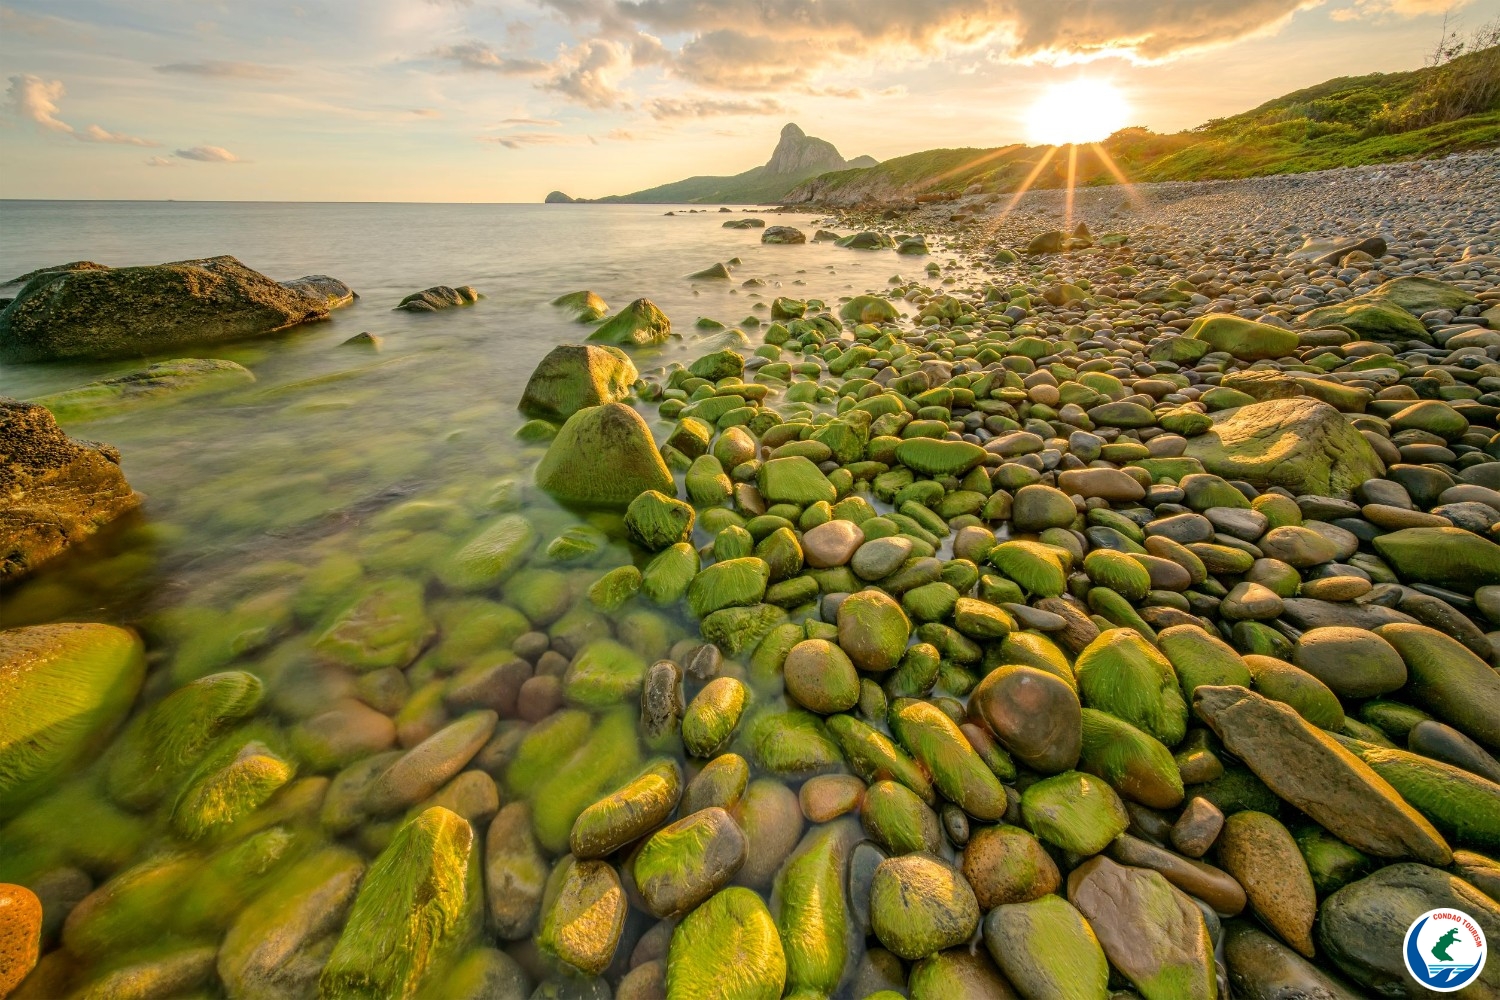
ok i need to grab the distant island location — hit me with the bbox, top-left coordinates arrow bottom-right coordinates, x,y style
543,123 -> 876,205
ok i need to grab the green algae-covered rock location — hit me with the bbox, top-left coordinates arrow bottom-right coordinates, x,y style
1373,527 -> 1500,594
588,297 -> 670,346
1069,855 -> 1216,1000
862,778 -> 941,855
526,711 -> 641,854
171,738 -> 294,840
758,456 -> 837,505
485,802 -> 549,941
1336,737 -> 1500,848
0,623 -> 145,811
636,805 -> 748,918
643,542 -> 700,606
520,344 -> 637,421
105,670 -> 263,810
989,541 -> 1068,598
1083,549 -> 1151,601
1076,629 -> 1188,746
703,603 -> 789,655
908,949 -> 1017,1000
29,358 -> 255,422
218,846 -> 365,1000
1246,654 -> 1344,731
313,577 -> 433,672
1365,274 -> 1479,313
1021,770 -> 1129,856
1184,397 -> 1383,499
689,348 -> 745,380
536,403 -> 674,508
687,454 -> 734,506
667,887 -> 786,1000
588,564 -> 641,611
437,514 -> 537,591
826,714 -> 936,805
837,590 -> 911,672
552,289 -> 608,320
570,758 -> 682,859
625,490 -> 695,551
1184,315 -> 1298,361
1158,624 -> 1253,700
1376,623 -> 1500,752
564,639 -> 648,709
840,295 -> 899,324
771,819 -> 860,994
0,255 -> 329,362
746,708 -> 842,777
683,677 -> 749,757
984,894 -> 1108,1000
870,853 -> 979,961
783,639 -> 860,714
893,438 -> 987,477
320,807 -> 480,999
1078,707 -> 1184,810
688,557 -> 771,618
536,855 -> 627,976
890,697 -> 1006,821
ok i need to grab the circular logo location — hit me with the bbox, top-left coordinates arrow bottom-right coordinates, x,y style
1405,908 -> 1488,992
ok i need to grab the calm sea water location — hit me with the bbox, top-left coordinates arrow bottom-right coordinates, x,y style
0,201 -> 909,625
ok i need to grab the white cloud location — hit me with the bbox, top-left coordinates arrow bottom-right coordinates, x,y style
481,131 -> 584,148
155,60 -> 286,80
429,41 -> 549,74
499,116 -> 562,126
6,73 -> 72,132
543,38 -> 633,108
175,144 -> 241,162
645,95 -> 786,119
78,124 -> 156,145
145,155 -> 175,167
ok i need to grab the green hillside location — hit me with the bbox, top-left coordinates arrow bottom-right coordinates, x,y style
595,164 -> 802,205
789,44 -> 1500,203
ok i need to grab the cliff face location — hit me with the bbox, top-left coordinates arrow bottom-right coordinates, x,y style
764,123 -> 848,176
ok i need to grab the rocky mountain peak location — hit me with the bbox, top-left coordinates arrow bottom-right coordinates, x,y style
764,122 -> 851,177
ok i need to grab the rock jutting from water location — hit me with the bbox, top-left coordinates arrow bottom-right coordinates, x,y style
3,151 -> 1500,997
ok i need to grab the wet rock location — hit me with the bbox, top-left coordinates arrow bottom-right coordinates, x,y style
1224,923 -> 1363,1000
783,639 -> 861,714
535,403 -> 675,507
0,883 -> 41,996
1218,810 -> 1317,957
1291,626 -> 1406,698
970,663 -> 1082,773
570,758 -> 682,859
396,284 -> 480,311
0,401 -> 142,583
961,823 -> 1060,908
536,855 -> 626,977
771,819 -> 860,995
666,887 -> 785,1000
635,807 -> 748,918
486,803 -> 549,940
984,894 -> 1109,1000
0,255 -> 328,362
1020,770 -> 1129,856
869,853 -> 979,961
1184,398 -> 1385,499
28,358 -> 255,422
365,710 -> 496,815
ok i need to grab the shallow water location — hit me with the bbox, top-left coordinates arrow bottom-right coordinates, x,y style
0,200 -> 940,993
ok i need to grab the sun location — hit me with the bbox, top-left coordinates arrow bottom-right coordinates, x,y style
1025,79 -> 1131,146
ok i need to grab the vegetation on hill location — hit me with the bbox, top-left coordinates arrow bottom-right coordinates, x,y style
788,40 -> 1500,205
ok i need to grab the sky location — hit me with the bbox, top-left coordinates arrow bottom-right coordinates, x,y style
1,0 -> 1495,202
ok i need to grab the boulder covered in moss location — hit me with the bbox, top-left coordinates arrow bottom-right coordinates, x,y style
1184,397 -> 1384,499
0,256 -> 329,362
28,358 -> 255,422
535,402 -> 674,507
0,399 -> 141,584
519,344 -> 638,421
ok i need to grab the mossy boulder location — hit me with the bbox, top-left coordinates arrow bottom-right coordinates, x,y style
1376,623 -> 1500,753
890,697 -> 1006,821
636,806 -> 749,919
436,515 -> 537,591
894,438 -> 987,477
689,349 -> 745,381
0,623 -> 145,811
29,358 -> 255,421
563,639 -> 649,708
1158,624 -> 1253,699
983,895 -> 1109,1000
870,853 -> 979,961
625,490 -> 696,551
105,669 -> 264,810
171,738 -> 295,839
839,295 -> 899,324
536,403 -> 674,507
551,290 -> 608,321
588,297 -> 671,346
1184,397 -> 1383,499
320,807 -> 481,997
313,578 -> 433,671
519,344 -> 637,420
0,255 -> 328,362
396,285 -> 480,311
536,855 -> 626,976
758,456 -> 837,506
1020,771 -> 1129,856
0,400 -> 142,584
989,541 -> 1068,598
837,590 -> 911,672
1373,527 -> 1500,594
1078,707 -> 1184,810
667,887 -> 786,1000
570,758 -> 682,859
1076,629 -> 1188,747
1184,316 -> 1298,361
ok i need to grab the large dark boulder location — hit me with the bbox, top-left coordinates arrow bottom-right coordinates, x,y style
0,256 -> 329,362
0,399 -> 141,583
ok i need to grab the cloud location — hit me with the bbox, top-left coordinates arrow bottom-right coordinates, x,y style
481,131 -> 583,148
500,116 -> 562,126
7,74 -> 72,132
78,124 -> 156,146
429,41 -> 549,74
645,96 -> 786,119
543,38 -> 632,108
1331,0 -> 1469,19
533,0 -> 1334,92
145,155 -> 175,167
155,60 -> 285,80
176,145 -> 241,162
410,107 -> 442,117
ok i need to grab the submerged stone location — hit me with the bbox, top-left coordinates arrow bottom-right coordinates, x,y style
536,403 -> 675,507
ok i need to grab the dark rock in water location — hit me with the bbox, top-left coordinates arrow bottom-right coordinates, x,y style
1026,231 -> 1065,255
27,359 -> 255,422
588,298 -> 672,347
1279,598 -> 1418,632
812,230 -> 842,243
2,260 -> 109,286
836,232 -> 896,250
395,285 -> 481,312
0,256 -> 329,362
282,274 -> 357,309
762,226 -> 806,245
1224,923 -> 1363,1000
689,263 -> 732,280
0,399 -> 141,583
341,332 -> 382,350
723,219 -> 766,229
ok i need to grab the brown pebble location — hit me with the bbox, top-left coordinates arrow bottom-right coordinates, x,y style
1169,797 -> 1224,857
799,774 -> 865,823
1217,810 -> 1317,957
0,883 -> 43,997
516,675 -> 564,722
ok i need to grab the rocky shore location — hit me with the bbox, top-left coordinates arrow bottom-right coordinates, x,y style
3,151 -> 1500,998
